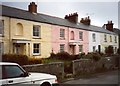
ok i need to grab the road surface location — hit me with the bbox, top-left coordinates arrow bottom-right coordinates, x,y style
60,70 -> 119,86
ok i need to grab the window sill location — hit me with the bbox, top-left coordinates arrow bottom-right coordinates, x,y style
33,53 -> 41,56
79,39 -> 83,41
60,37 -> 65,40
33,37 -> 41,39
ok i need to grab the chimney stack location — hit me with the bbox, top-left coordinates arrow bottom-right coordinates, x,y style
64,12 -> 78,23
105,21 -> 114,32
80,16 -> 91,25
28,2 -> 37,13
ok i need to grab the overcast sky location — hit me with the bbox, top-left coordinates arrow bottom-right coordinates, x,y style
0,0 -> 119,28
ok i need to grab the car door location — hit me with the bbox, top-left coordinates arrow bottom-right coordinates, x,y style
0,65 -> 7,85
3,65 -> 32,86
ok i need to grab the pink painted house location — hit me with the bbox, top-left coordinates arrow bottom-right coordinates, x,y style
51,13 -> 89,55
51,25 -> 69,54
68,28 -> 89,54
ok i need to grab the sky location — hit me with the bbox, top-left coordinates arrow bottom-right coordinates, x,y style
0,0 -> 119,28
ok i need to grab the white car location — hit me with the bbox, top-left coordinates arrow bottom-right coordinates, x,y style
0,62 -> 59,86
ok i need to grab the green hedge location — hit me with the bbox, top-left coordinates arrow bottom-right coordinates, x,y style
2,54 -> 42,65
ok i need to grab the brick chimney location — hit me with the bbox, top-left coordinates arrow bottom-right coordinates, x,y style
105,21 -> 114,32
65,12 -> 78,23
80,16 -> 91,25
28,2 -> 37,13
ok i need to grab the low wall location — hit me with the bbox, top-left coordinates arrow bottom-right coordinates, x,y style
23,62 -> 64,79
72,57 -> 117,75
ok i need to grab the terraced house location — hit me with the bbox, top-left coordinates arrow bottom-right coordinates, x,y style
0,2 -> 119,58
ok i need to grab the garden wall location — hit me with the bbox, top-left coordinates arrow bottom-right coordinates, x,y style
23,62 -> 64,79
72,57 -> 117,75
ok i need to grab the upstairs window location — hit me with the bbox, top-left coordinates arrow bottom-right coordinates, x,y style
33,25 -> 40,38
110,35 -> 112,42
104,34 -> 107,42
0,20 -> 4,36
70,31 -> 74,40
115,36 -> 117,43
79,31 -> 83,40
92,33 -> 96,42
60,29 -> 65,38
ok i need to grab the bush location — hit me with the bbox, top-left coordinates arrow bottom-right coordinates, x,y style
2,54 -> 43,65
2,54 -> 29,65
105,45 -> 114,55
28,58 -> 42,65
84,52 -> 101,61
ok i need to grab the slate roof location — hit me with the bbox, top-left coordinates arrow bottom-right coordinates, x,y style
1,5 -> 117,35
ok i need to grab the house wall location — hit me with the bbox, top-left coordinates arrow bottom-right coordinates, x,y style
68,28 -> 89,54
2,17 -> 52,58
100,33 -> 119,53
51,25 -> 69,54
88,31 -> 100,52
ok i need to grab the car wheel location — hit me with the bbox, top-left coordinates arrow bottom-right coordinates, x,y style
41,82 -> 51,86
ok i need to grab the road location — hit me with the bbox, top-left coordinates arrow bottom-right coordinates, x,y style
60,70 -> 119,86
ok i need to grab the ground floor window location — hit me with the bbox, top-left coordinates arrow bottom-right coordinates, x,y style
79,45 -> 83,53
33,43 -> 40,55
0,42 -> 3,55
93,46 -> 96,52
60,44 -> 65,52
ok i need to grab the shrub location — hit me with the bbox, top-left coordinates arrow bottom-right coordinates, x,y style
28,58 -> 42,65
2,54 -> 29,65
84,52 -> 101,61
105,45 -> 114,55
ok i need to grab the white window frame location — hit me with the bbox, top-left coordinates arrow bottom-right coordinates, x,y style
93,46 -> 96,52
79,31 -> 83,40
79,45 -> 83,53
60,44 -> 65,52
33,43 -> 40,55
92,33 -> 96,42
110,35 -> 112,42
0,42 -> 4,55
60,29 -> 65,38
33,25 -> 41,38
115,36 -> 117,43
0,20 -> 4,36
104,34 -> 107,42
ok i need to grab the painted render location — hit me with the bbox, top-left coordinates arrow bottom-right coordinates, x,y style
2,16 -> 52,58
88,31 -> 100,52
100,33 -> 119,53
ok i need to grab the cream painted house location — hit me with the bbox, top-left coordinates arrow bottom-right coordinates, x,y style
100,33 -> 118,54
1,3 -> 52,58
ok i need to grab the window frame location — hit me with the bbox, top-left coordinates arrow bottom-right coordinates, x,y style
79,45 -> 83,53
114,36 -> 117,43
0,42 -> 4,55
33,25 -> 41,38
104,34 -> 107,42
79,31 -> 83,41
60,29 -> 65,39
60,44 -> 65,52
0,20 -> 4,36
33,43 -> 40,55
92,33 -> 96,42
110,35 -> 112,42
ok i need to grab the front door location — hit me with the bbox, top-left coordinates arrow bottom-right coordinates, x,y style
13,43 -> 25,55
70,45 -> 75,55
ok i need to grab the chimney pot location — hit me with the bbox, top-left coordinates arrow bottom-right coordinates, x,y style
28,2 -> 37,13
